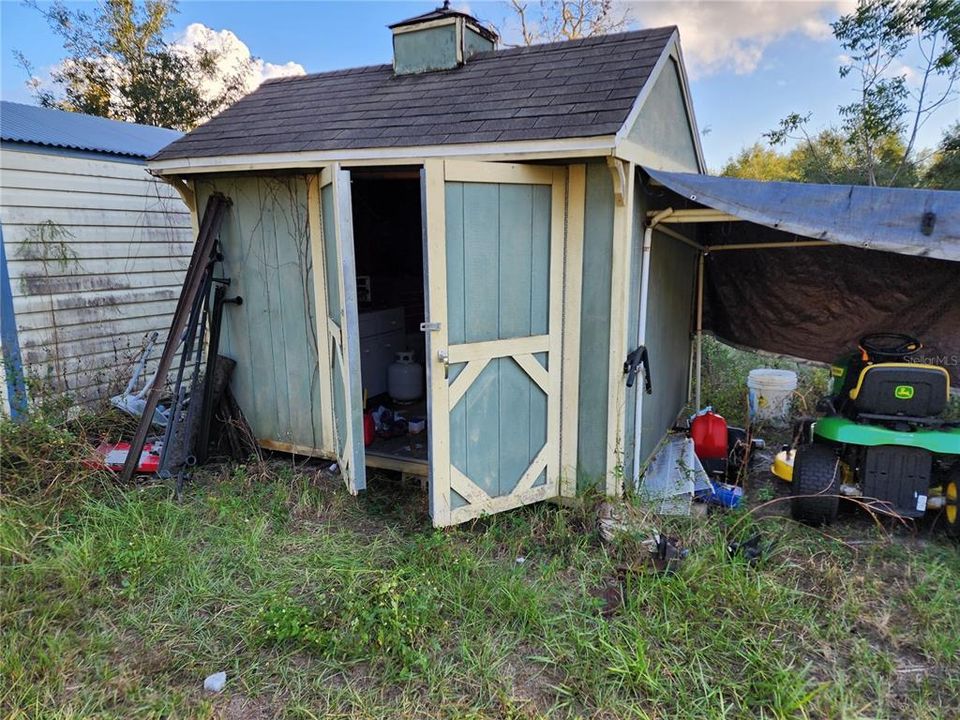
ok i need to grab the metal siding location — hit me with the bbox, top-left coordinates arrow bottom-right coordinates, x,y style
576,162 -> 615,489
194,175 -> 324,453
393,24 -> 460,74
0,148 -> 192,402
626,59 -> 699,172
638,231 -> 697,462
1,101 -> 182,158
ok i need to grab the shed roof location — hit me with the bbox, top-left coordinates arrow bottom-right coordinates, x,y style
0,101 -> 183,159
152,26 -> 676,162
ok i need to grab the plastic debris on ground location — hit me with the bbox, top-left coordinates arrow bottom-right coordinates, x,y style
637,435 -> 712,515
203,671 -> 226,693
84,441 -> 162,474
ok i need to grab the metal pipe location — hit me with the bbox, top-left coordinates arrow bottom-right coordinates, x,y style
654,223 -> 703,250
695,251 -> 705,410
706,240 -> 833,251
631,224 -> 654,489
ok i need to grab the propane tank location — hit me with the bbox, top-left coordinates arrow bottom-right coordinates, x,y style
690,411 -> 727,461
388,351 -> 424,403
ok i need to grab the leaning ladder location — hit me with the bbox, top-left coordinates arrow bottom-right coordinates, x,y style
119,194 -> 231,484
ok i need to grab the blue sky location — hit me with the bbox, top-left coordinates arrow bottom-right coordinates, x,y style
1,1 -> 955,170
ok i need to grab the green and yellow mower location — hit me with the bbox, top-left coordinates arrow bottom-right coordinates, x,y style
773,333 -> 960,535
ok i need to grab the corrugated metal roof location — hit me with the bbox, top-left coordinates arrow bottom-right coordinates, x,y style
153,27 -> 675,162
0,101 -> 183,159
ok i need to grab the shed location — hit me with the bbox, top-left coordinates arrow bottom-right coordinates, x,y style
0,102 -> 193,414
148,6 -> 705,526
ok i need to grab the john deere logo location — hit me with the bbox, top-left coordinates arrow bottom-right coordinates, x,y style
895,385 -> 914,400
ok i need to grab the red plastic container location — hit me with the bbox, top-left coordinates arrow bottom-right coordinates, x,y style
363,412 -> 375,447
691,411 -> 727,461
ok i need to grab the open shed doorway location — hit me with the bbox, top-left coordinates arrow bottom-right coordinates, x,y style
349,168 -> 429,476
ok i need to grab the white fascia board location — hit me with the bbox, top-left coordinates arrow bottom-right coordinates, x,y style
148,136 -> 617,176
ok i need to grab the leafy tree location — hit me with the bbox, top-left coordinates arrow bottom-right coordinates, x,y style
17,0 -> 255,130
720,144 -> 800,182
923,122 -> 960,188
767,0 -> 958,186
502,0 -> 631,46
723,131 -> 920,187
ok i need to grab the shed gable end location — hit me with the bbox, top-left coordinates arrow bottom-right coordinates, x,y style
624,57 -> 699,172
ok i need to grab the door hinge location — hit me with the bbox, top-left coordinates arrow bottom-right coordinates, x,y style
420,322 -> 441,332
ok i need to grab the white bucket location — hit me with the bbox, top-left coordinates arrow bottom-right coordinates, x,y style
747,369 -> 797,422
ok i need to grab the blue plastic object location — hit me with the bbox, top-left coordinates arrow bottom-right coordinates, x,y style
707,481 -> 743,508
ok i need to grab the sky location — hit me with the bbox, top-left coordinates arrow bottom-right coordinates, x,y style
1,0 -> 956,170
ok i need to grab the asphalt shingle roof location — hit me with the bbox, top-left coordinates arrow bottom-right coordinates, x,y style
1,101 -> 183,159
153,27 -> 676,162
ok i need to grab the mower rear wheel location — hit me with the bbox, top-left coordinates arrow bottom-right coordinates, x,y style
791,444 -> 841,525
943,467 -> 959,539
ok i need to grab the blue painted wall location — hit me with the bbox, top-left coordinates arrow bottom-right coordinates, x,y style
393,24 -> 459,74
194,175 -> 325,453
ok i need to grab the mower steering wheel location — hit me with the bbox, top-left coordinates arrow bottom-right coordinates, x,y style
859,332 -> 922,361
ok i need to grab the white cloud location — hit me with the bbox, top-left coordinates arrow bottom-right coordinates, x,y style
628,0 -> 856,78
174,23 -> 305,100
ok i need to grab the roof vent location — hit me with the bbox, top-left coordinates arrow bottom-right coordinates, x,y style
389,1 -> 498,75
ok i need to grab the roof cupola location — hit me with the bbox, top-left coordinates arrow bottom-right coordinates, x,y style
389,1 -> 498,75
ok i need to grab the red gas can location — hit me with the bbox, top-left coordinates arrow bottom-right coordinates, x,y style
690,411 -> 727,461
363,412 -> 375,447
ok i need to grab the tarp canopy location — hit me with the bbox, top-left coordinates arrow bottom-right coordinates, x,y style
642,169 -> 960,382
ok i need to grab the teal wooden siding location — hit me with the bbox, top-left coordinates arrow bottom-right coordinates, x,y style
194,175 -> 324,453
637,231 -> 697,463
463,27 -> 494,59
576,163 -> 615,490
626,58 -> 700,172
393,24 -> 459,74
444,181 -> 551,504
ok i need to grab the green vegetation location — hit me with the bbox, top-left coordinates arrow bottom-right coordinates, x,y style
693,335 -> 831,427
3,402 -> 959,719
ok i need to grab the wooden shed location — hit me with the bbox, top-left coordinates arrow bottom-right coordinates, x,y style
0,102 -> 192,412
148,6 -> 705,526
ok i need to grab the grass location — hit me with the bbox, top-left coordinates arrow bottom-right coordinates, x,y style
3,408 -> 959,719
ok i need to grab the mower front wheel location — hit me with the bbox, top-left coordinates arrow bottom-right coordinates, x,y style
791,444 -> 841,526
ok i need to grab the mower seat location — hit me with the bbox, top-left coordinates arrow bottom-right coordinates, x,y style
849,363 -> 950,418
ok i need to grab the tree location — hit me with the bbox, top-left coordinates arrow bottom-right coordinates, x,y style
17,0 -> 255,130
923,122 -> 960,188
720,144 -> 800,182
502,0 -> 631,46
723,131 -> 921,186
767,0 -> 959,186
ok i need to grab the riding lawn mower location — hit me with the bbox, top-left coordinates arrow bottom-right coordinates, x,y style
772,333 -> 960,536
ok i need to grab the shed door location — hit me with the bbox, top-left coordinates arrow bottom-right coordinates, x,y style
423,160 -> 566,526
319,165 -> 366,494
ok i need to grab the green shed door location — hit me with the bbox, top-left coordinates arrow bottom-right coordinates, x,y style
318,165 -> 366,494
423,160 -> 566,526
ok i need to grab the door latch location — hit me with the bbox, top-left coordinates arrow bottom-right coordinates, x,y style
420,322 -> 441,332
437,349 -> 450,379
